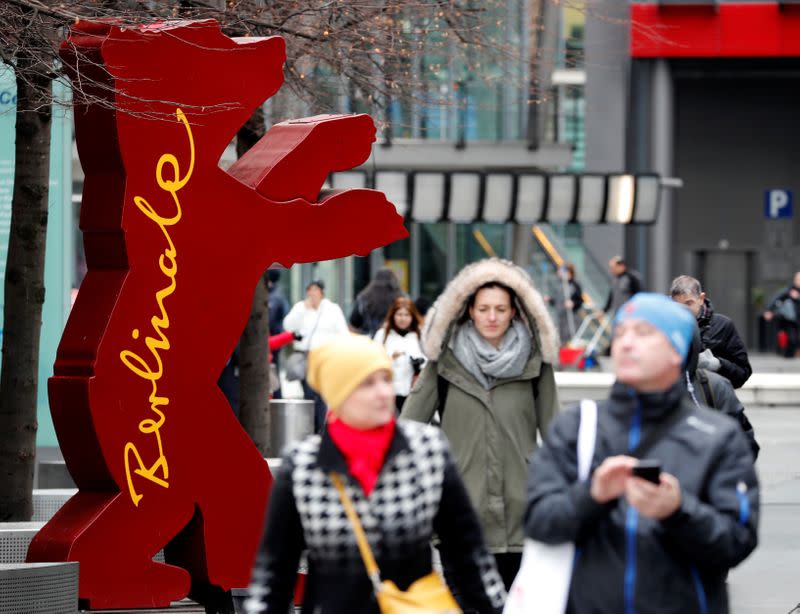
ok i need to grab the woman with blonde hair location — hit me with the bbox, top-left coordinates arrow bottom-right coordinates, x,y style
247,335 -> 506,613
374,296 -> 427,411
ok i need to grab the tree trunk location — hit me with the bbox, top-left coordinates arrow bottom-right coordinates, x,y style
0,53 -> 52,521
236,106 -> 271,456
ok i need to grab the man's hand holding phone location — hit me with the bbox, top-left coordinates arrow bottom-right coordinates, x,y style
591,458 -> 682,519
631,459 -> 661,484
626,460 -> 682,519
590,456 -> 637,503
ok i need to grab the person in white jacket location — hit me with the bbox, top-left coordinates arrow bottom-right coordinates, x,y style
283,280 -> 349,430
373,296 -> 426,411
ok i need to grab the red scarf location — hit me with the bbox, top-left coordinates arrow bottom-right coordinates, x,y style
327,415 -> 396,496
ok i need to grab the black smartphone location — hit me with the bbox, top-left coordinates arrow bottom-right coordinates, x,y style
632,460 -> 661,484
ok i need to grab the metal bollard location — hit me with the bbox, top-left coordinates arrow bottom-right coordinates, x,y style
268,399 -> 314,456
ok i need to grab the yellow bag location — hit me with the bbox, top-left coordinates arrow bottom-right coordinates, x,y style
331,473 -> 461,614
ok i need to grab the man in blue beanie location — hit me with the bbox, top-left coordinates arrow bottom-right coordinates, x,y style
524,293 -> 759,613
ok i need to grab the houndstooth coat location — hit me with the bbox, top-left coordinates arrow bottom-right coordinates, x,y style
246,420 -> 506,613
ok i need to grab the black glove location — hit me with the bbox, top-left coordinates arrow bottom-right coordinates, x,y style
293,331 -> 303,341
409,356 -> 425,375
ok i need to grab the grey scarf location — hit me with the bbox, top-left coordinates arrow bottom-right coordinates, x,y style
451,319 -> 532,390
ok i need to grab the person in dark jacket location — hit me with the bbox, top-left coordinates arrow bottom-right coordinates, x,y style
546,262 -> 584,341
763,271 -> 800,358
349,267 -> 403,337
684,324 -> 759,460
266,268 -> 290,397
267,269 -> 290,336
671,275 -> 752,388
247,335 -> 506,614
217,344 -> 240,416
525,293 -> 759,614
599,255 -> 642,315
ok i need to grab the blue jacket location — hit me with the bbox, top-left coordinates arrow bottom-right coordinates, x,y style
525,381 -> 759,614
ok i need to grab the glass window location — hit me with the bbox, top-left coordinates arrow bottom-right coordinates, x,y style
384,234 -> 411,293
560,4 -> 585,69
418,223 -> 449,303
456,223 -> 507,268
562,86 -> 585,171
384,0 -> 529,143
351,256 -> 371,301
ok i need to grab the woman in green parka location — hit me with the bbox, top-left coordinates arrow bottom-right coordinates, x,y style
401,258 -> 560,594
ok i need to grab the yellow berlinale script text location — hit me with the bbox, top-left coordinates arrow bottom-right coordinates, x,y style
120,108 -> 195,506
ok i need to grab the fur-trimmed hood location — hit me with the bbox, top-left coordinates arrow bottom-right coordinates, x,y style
421,258 -> 559,364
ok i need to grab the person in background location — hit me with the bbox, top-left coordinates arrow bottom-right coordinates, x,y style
267,269 -> 289,335
373,296 -> 427,412
414,296 -> 432,322
598,255 -> 643,317
267,331 -> 301,398
683,323 -> 759,460
763,271 -> 800,358
266,268 -> 290,398
525,293 -> 759,613
401,258 -> 560,592
349,267 -> 403,337
283,280 -> 349,431
670,275 -> 752,388
246,335 -> 506,614
546,262 -> 584,342
217,344 -> 240,416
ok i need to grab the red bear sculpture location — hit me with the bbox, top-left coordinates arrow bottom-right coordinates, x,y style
26,20 -> 407,609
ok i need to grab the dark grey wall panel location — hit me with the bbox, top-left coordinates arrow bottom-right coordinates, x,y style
674,64 -> 800,342
676,76 -> 800,250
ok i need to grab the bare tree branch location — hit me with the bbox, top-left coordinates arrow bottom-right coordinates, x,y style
0,0 -> 531,125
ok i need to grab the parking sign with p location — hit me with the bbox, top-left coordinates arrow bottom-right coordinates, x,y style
765,189 -> 793,219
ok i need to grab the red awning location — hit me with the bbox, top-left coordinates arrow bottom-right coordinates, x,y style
631,2 -> 800,58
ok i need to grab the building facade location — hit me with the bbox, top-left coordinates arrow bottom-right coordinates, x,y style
585,0 -> 800,346
69,1 -> 597,317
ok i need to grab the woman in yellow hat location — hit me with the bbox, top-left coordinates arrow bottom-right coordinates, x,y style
247,334 -> 506,613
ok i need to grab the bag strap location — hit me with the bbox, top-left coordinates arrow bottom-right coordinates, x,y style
306,302 -> 324,348
330,472 -> 382,591
574,398 -> 688,486
630,404 -> 691,459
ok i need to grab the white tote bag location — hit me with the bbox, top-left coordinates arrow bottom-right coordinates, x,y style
503,399 -> 598,614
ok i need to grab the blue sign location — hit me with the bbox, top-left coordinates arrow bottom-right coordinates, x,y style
764,189 -> 793,219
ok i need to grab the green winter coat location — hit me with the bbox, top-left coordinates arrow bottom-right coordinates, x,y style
400,258 -> 561,553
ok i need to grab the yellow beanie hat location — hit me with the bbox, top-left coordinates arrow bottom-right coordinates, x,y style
307,335 -> 394,411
